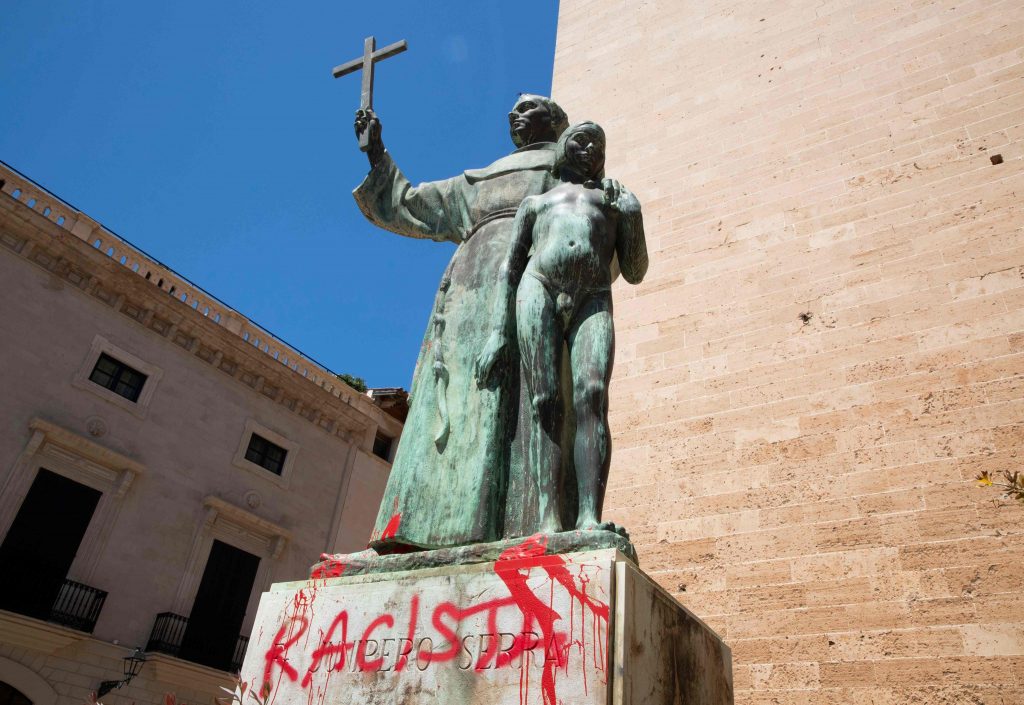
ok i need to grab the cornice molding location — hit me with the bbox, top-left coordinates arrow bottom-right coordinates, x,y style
0,166 -> 404,449
29,417 -> 146,476
143,653 -> 237,692
202,495 -> 291,559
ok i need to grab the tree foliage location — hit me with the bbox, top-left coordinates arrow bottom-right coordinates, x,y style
335,372 -> 367,393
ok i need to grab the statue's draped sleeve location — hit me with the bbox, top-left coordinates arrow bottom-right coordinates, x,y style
352,152 -> 470,244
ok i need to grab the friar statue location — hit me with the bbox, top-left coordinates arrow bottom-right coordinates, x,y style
352,95 -> 572,551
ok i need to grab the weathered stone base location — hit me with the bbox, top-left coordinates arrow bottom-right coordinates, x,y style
310,529 -> 637,579
240,542 -> 732,704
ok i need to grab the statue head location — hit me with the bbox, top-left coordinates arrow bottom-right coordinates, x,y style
555,121 -> 606,182
508,94 -> 569,148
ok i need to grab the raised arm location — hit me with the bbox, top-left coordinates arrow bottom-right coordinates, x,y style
353,152 -> 463,243
352,110 -> 464,243
612,186 -> 648,285
475,197 -> 537,386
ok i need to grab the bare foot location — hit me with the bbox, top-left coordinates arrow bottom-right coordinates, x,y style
576,519 -> 630,540
319,548 -> 378,562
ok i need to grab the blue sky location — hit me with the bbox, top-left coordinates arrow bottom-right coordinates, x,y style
0,1 -> 559,387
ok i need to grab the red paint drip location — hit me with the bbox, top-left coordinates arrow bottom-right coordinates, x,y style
263,535 -> 609,704
369,497 -> 402,545
263,588 -> 317,705
263,618 -> 307,688
380,512 -> 402,540
493,534 -> 610,705
494,536 -> 562,704
311,553 -> 346,579
301,611 -> 351,687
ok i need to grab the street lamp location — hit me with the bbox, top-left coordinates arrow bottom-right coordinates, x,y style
97,647 -> 147,699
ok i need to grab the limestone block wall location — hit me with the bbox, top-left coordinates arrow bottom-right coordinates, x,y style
0,624 -> 229,705
553,0 -> 1024,702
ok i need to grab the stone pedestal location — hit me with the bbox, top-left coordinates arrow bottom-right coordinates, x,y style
238,543 -> 732,704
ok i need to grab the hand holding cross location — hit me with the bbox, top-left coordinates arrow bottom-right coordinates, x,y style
333,36 -> 407,163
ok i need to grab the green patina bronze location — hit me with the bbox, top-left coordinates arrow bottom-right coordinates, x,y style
311,529 -> 637,579
477,121 -> 648,537
344,95 -> 647,560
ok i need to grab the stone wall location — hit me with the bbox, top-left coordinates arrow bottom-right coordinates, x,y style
0,616 -> 232,705
552,1 -> 1024,702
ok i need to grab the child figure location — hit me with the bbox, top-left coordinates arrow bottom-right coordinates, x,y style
476,121 -> 648,534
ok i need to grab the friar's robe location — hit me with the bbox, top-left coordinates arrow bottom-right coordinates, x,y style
354,143 -> 561,550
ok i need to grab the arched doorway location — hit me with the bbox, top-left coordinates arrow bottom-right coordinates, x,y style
0,682 -> 33,705
0,659 -> 56,705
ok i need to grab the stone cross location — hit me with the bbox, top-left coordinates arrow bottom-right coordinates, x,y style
332,36 -> 407,151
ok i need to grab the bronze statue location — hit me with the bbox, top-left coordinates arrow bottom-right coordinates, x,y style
476,122 -> 647,535
350,95 -> 570,551
326,31 -> 650,561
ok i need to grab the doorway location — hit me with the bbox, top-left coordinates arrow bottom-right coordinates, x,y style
0,469 -> 101,620
178,540 -> 260,671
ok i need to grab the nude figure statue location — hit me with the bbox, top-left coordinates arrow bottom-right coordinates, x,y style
475,121 -> 648,534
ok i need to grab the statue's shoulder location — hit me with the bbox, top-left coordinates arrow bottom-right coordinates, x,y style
463,142 -> 557,183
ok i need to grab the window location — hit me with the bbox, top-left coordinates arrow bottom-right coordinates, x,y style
88,353 -> 147,402
372,431 -> 393,461
73,336 -> 163,418
232,420 -> 298,486
244,434 -> 287,475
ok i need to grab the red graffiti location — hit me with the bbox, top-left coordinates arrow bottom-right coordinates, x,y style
419,596 -> 515,664
369,497 -> 403,545
261,535 -> 609,705
263,618 -> 307,687
394,595 -> 419,672
262,588 -> 318,701
301,611 -> 351,687
355,614 -> 395,671
380,512 -> 402,540
311,554 -> 347,579
492,535 -> 610,704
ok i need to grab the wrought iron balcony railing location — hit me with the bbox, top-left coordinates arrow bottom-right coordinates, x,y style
147,612 -> 249,673
232,636 -> 249,674
49,579 -> 108,633
146,612 -> 188,658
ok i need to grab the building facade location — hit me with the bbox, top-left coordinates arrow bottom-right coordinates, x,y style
0,162 -> 402,705
553,1 -> 1023,702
